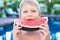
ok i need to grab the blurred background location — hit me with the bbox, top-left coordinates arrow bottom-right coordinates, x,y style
0,0 -> 60,40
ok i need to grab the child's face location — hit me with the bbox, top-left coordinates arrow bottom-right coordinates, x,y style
20,3 -> 41,20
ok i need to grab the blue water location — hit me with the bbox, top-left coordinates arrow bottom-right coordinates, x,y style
0,17 -> 60,40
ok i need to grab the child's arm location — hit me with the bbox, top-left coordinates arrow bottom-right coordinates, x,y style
45,34 -> 50,40
13,19 -> 22,40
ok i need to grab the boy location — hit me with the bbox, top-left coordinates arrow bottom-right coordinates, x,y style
13,0 -> 50,40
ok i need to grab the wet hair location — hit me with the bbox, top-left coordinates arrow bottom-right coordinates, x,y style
19,0 -> 41,13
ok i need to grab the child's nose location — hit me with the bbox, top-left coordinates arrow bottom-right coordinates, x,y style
28,12 -> 32,15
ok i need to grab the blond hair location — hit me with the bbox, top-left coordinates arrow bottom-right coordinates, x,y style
19,0 -> 41,13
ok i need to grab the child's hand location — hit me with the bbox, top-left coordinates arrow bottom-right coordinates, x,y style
13,19 -> 22,40
39,23 -> 50,40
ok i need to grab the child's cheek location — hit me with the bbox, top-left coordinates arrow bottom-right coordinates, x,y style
21,15 -> 26,19
35,14 -> 40,18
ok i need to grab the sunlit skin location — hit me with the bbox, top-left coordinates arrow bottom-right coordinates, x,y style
20,3 -> 41,20
13,2 -> 50,40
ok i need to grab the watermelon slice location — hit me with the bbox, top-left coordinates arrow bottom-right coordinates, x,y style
14,17 -> 48,31
21,17 -> 48,28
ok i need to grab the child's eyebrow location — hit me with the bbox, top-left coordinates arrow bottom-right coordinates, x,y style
31,9 -> 36,11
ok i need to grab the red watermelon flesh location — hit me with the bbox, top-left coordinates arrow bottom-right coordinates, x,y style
21,17 -> 48,28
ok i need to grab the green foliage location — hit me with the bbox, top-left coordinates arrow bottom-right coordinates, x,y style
54,10 -> 60,14
37,0 -> 45,3
1,0 -> 60,15
52,0 -> 60,4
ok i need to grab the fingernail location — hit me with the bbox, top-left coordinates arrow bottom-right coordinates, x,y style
18,25 -> 21,27
15,24 -> 17,26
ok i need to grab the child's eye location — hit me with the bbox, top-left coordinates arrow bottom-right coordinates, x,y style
23,11 -> 28,13
32,10 -> 36,12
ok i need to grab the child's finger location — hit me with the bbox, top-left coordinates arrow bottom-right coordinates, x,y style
13,19 -> 22,30
42,23 -> 49,28
39,29 -> 49,35
14,19 -> 21,27
39,23 -> 49,30
39,28 -> 48,33
39,27 -> 48,32
13,28 -> 22,37
14,30 -> 21,34
14,27 -> 22,30
39,24 -> 50,35
14,23 -> 22,27
39,30 -> 47,35
39,30 -> 50,40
